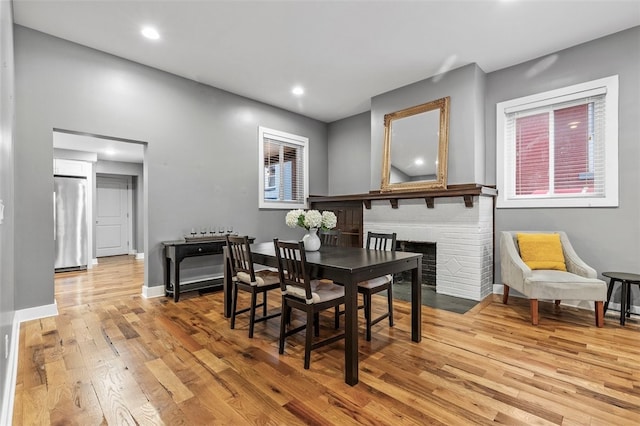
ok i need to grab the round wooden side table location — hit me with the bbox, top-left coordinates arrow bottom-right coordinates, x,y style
602,271 -> 640,326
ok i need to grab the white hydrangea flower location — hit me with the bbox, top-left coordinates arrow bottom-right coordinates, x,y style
321,211 -> 337,230
286,209 -> 338,231
303,209 -> 323,229
285,209 -> 304,228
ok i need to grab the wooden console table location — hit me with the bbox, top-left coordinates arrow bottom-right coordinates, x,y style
163,237 -> 236,302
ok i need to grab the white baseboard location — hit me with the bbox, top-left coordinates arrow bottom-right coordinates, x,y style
142,285 -> 165,298
135,252 -> 144,260
15,302 -> 58,323
493,283 -> 526,298
1,314 -> 20,426
92,258 -> 99,265
2,302 -> 59,426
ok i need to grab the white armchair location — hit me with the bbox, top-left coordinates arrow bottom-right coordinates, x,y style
500,231 -> 607,327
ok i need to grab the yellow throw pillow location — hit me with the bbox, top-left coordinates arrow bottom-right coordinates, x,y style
516,233 -> 567,271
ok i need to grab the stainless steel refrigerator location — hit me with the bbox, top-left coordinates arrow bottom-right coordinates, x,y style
54,176 -> 88,271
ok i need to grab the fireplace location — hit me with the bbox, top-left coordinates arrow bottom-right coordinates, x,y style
364,195 -> 494,301
395,241 -> 436,287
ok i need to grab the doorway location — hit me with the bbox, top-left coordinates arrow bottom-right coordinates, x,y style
96,175 -> 132,257
52,129 -> 146,278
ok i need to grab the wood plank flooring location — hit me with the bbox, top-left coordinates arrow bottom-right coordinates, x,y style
13,255 -> 640,425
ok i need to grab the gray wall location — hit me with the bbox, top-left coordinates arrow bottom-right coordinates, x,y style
0,0 -> 15,414
14,26 -> 328,309
488,27 -> 640,300
327,111 -> 371,195
370,63 -> 486,190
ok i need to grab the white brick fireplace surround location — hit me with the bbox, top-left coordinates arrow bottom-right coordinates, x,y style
364,194 -> 494,301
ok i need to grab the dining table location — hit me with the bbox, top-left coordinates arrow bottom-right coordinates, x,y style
223,241 -> 423,386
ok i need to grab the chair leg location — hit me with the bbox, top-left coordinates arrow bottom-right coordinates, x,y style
304,310 -> 314,369
314,313 -> 320,337
530,299 -> 539,325
248,291 -> 257,338
365,293 -> 372,342
502,285 -> 510,304
334,306 -> 340,329
554,300 -> 561,306
595,301 -> 604,327
278,299 -> 287,354
387,285 -> 394,327
230,284 -> 239,329
263,292 -> 268,316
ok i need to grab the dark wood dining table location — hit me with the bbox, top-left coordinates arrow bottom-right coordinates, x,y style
223,241 -> 423,386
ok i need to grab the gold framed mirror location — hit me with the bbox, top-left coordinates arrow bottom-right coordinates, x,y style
381,96 -> 450,192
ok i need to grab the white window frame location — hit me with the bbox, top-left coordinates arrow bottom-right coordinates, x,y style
258,126 -> 309,209
496,75 -> 618,208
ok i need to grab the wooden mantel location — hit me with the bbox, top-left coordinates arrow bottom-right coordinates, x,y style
309,183 -> 497,209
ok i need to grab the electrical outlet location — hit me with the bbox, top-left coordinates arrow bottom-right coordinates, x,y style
4,334 -> 8,359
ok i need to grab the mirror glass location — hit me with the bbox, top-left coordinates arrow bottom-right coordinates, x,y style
381,96 -> 450,192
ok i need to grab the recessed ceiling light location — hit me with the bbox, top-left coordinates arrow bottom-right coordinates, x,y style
141,26 -> 160,40
292,86 -> 304,96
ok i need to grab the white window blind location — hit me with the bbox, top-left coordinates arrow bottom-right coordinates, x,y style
258,127 -> 308,209
497,75 -> 618,208
504,95 -> 606,198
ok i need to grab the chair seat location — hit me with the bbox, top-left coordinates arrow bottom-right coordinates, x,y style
237,270 -> 280,287
285,280 -> 345,303
524,270 -> 607,300
358,274 -> 392,289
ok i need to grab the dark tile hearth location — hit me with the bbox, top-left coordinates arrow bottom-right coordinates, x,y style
393,282 -> 478,314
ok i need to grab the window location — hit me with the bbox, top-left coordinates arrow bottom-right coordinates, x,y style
496,75 -> 618,208
258,126 -> 309,209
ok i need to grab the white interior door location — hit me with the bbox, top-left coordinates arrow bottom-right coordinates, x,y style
96,176 -> 130,257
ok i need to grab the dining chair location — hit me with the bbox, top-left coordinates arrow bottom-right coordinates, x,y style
319,228 -> 341,247
226,235 -> 281,338
359,231 -> 397,341
273,238 -> 345,369
318,228 -> 343,328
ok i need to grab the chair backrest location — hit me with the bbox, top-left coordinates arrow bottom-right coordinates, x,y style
226,235 -> 256,281
366,232 -> 397,252
319,228 -> 341,247
273,238 -> 313,301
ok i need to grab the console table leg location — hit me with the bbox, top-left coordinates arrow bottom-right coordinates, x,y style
164,257 -> 171,297
174,259 -> 181,303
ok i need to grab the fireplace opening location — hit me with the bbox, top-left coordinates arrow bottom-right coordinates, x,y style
394,241 -> 436,287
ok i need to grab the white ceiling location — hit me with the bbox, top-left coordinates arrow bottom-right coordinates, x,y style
13,0 -> 640,125
27,0 -> 638,164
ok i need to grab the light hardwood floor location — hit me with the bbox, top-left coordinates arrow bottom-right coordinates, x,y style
13,255 -> 640,425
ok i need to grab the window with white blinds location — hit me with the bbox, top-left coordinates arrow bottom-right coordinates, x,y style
258,126 -> 309,209
496,75 -> 618,208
